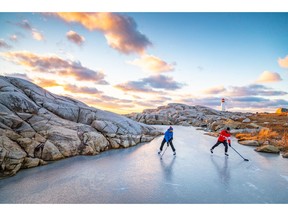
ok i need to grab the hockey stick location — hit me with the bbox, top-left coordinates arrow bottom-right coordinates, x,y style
230,146 -> 249,161
160,145 -> 169,160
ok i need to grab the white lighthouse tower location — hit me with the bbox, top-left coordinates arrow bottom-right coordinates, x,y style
221,98 -> 226,111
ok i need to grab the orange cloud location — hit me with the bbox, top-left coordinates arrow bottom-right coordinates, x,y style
53,12 -> 151,54
129,54 -> 175,73
278,55 -> 288,68
1,51 -> 108,84
2,51 -> 70,71
32,30 -> 44,41
256,71 -> 282,83
66,30 -> 85,46
35,78 -> 60,87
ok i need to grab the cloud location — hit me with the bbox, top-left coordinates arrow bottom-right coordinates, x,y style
9,34 -> 18,42
115,80 -> 157,93
63,84 -> 102,95
180,84 -> 288,112
33,78 -> 103,97
134,99 -> 170,109
232,96 -> 270,103
34,78 -> 61,87
202,86 -> 226,94
0,39 -> 12,49
197,66 -> 204,71
115,74 -> 184,93
9,32 -> 25,42
228,97 -> 288,111
12,20 -> 44,41
180,97 -> 223,107
1,51 -> 108,84
71,95 -> 135,113
180,96 -> 288,113
66,30 -> 85,46
227,84 -> 287,97
15,19 -> 32,31
142,75 -> 184,90
256,71 -> 282,83
128,54 -> 175,73
32,30 -> 44,41
278,55 -> 288,68
52,12 -> 152,54
4,73 -> 32,81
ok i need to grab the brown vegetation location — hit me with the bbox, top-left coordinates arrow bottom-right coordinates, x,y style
235,112 -> 288,153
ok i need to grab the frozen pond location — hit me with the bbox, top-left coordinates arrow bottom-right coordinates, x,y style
1,125 -> 288,204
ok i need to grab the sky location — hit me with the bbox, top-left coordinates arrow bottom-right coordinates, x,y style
0,11 -> 288,114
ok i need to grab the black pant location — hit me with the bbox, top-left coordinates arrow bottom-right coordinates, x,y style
211,140 -> 228,153
160,138 -> 176,152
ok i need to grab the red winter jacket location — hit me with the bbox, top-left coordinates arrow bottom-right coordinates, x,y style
218,129 -> 231,144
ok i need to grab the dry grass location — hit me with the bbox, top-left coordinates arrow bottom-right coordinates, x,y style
278,130 -> 288,152
235,112 -> 288,153
236,128 -> 279,143
258,128 -> 279,141
249,113 -> 288,136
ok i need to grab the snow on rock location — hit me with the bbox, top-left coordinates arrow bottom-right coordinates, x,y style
0,76 -> 162,178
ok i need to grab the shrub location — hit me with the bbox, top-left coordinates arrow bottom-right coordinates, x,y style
279,130 -> 288,152
258,128 -> 279,143
235,128 -> 279,144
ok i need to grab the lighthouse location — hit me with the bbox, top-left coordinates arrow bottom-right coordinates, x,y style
221,98 -> 226,111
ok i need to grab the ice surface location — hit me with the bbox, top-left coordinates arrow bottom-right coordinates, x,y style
0,125 -> 287,204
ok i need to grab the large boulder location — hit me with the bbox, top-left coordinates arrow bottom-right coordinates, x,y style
255,145 -> 280,154
238,140 -> 260,146
0,76 -> 162,178
282,152 -> 288,158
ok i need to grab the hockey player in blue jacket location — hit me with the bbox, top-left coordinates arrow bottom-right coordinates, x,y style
158,126 -> 176,155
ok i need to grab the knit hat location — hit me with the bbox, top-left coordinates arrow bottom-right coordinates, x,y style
169,126 -> 173,130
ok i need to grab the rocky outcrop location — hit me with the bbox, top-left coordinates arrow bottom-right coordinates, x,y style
126,103 -> 256,134
282,152 -> 288,158
0,76 -> 162,178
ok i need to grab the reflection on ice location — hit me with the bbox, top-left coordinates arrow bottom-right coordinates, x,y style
160,156 -> 176,181
210,156 -> 230,188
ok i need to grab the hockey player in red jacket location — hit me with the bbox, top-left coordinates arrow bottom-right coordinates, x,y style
210,127 -> 231,156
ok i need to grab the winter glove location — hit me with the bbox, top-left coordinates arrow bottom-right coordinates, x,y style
167,142 -> 170,147
229,143 -> 231,147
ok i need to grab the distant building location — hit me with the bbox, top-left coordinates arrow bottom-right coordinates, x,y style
276,107 -> 288,114
221,98 -> 226,111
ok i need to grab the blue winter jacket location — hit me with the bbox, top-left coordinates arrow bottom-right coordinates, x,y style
164,129 -> 173,142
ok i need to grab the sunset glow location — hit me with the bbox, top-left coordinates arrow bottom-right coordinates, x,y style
1,12 -> 287,114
